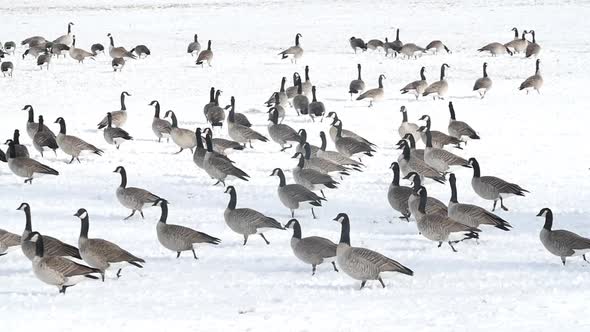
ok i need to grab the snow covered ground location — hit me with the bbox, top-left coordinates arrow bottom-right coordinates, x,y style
1,0 -> 590,331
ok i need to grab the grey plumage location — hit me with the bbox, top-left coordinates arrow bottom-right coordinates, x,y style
397,141 -> 445,184
227,101 -> 268,148
267,108 -> 301,151
33,116 -> 58,157
0,228 -> 20,256
225,96 -> 251,127
519,59 -> 543,94
397,43 -> 426,59
53,22 -> 74,46
131,44 -> 150,58
151,100 -> 172,142
356,74 -> 385,107
418,115 -> 462,149
50,43 -> 70,58
55,117 -> 103,163
478,42 -> 513,56
279,33 -> 303,63
295,129 -> 319,158
525,30 -> 541,58
7,129 -> 29,158
292,152 -> 339,198
425,40 -> 451,54
366,39 -> 384,51
308,86 -> 325,121
349,36 -> 367,53
36,50 -> 51,69
398,106 -> 420,141
447,102 -> 480,141
317,131 -> 364,169
537,208 -> 590,265
22,105 -> 56,140
333,120 -> 375,159
112,57 -> 125,71
388,162 -> 412,221
302,142 -> 351,177
326,112 -> 374,146
91,43 -> 104,55
348,63 -> 366,99
97,91 -> 131,129
202,127 -> 244,155
203,134 -> 249,186
187,34 -> 201,55
473,62 -> 492,98
292,79 -> 309,116
285,219 -> 338,275
422,128 -> 470,173
205,90 -> 225,127
69,35 -> 95,63
270,168 -> 325,219
423,64 -> 450,99
504,28 -> 529,54
405,173 -> 447,220
103,112 -> 133,149
265,77 -> 288,108
196,40 -> 213,66
400,67 -> 427,99
285,73 -> 301,99
165,110 -> 197,154
21,36 -> 47,47
6,141 -> 58,184
114,166 -> 161,220
1,60 -> 13,77
107,33 -> 136,59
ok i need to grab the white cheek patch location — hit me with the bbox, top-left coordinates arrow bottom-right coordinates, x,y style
80,211 -> 88,219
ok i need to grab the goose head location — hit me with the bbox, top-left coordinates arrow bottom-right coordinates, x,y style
73,208 -> 88,219
223,185 -> 236,194
536,208 -> 552,218
333,213 -> 349,224
16,202 -> 30,211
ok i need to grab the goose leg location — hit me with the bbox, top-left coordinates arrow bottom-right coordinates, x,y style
76,157 -> 81,163
583,254 -> 588,263
331,262 -> 339,272
243,235 -> 248,246
291,210 -> 294,218
191,249 -> 198,260
259,233 -> 270,245
492,200 -> 498,212
320,190 -> 326,199
447,242 -> 458,252
312,264 -> 316,276
25,178 -> 33,184
116,269 -> 122,278
124,210 -> 136,220
190,148 -> 194,154
499,197 -> 509,211
68,156 -> 75,164
311,208 -> 317,219
174,148 -> 184,154
437,242 -> 443,248
561,257 -> 566,266
59,286 -> 71,294
176,251 -> 181,258
359,281 -> 367,290
378,277 -> 386,288
140,211 -> 145,219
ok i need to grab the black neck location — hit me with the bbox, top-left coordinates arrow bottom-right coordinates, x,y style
153,102 -> 160,118
119,168 -> 127,188
270,109 -> 279,124
109,36 -> 114,47
107,114 -> 113,128
449,103 -> 456,120
296,154 -> 305,168
425,129 -> 433,148
38,118 -> 44,131
402,110 -> 408,122
228,107 -> 235,122
378,76 -> 383,88
339,218 -> 351,245
194,34 -> 198,42
406,134 -> 416,148
412,176 -> 422,191
35,235 -> 45,257
297,79 -> 302,94
13,131 -> 20,144
8,144 -> 16,158
207,40 -> 211,50
471,160 -> 480,178
28,109 -> 34,123
205,135 -> 214,152
335,123 -> 342,138
392,165 -> 400,186
120,93 -> 127,110
159,203 -> 168,224
531,31 -> 536,43
483,65 -> 488,78
400,143 -> 410,160
305,67 -> 309,81
276,170 -> 286,187
280,79 -> 286,92
291,221 -> 302,239
195,129 -> 204,148
312,88 -> 317,102
303,144 -> 311,160
319,133 -> 327,151
209,88 -> 215,102
543,211 -> 553,230
68,24 -> 72,34
395,29 -> 400,41
513,28 -> 519,38
418,188 -> 427,213
24,207 -> 32,231
535,61 -> 540,75
170,112 -> 178,127
440,66 -> 446,80
58,120 -> 66,134
357,65 -> 362,80
420,68 -> 426,81
295,35 -> 300,46
227,189 -> 237,210
80,216 -> 89,239
449,177 -> 458,203
215,91 -> 220,106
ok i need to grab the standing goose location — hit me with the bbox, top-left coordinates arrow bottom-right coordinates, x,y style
398,106 -> 420,141
334,120 -> 375,159
149,100 -> 172,142
107,33 -> 136,59
477,42 -> 513,56
228,104 -> 269,148
267,108 -> 301,151
286,72 -> 301,100
165,110 -> 197,154
397,141 -> 445,184
97,91 -> 131,129
223,186 -> 284,245
292,79 -> 309,116
468,157 -> 529,211
53,22 -> 74,46
504,29 -> 529,54
267,92 -> 286,122
270,168 -> 325,219
91,43 -> 104,56
349,37 -> 367,53
302,142 -> 352,178
397,43 -> 427,59
448,174 -> 511,230
385,29 -> 403,56
334,213 -> 413,289
130,45 -> 150,58
69,35 -> 95,63
265,77 -> 288,107
423,64 -> 450,100
33,116 -> 58,157
388,162 -> 412,221
202,127 -> 244,155
326,112 -> 374,146
308,86 -> 325,121
112,57 -> 125,72
348,64 -> 366,100
187,34 -> 201,56
224,96 -> 251,128
0,228 -> 20,256
401,133 -> 424,163
8,129 -> 29,158
103,112 -> 133,149
519,59 -> 543,94
473,62 -> 492,98
302,65 -> 312,96
205,90 -> 225,128
203,134 -> 249,186
26,232 -> 101,294
317,131 -> 364,169
356,74 -> 385,107
196,40 -> 213,67
404,172 -> 447,219
285,219 -> 338,275
18,203 -> 81,261
292,152 -> 339,198
55,117 -> 103,163
418,115 -> 462,149
366,38 -> 384,51
36,50 -> 51,70
193,128 -> 232,169
295,129 -> 320,158
425,40 -> 451,54
447,102 -> 480,141
400,67 -> 427,99
114,166 -> 162,220
278,33 -> 303,63
153,199 -> 221,259
422,127 -> 470,174
74,209 -> 145,279
6,141 -> 58,183
525,30 -> 541,58
23,105 -> 55,140
536,208 -> 590,265
203,87 -> 216,116
1,58 -> 13,77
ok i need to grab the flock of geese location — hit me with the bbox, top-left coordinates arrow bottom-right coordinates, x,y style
0,24 -> 589,294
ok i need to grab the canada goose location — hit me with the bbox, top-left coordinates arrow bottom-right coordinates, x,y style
349,37 -> 367,53
26,232 -> 100,294
103,112 -> 133,149
537,208 -> 590,265
0,228 -> 20,256
130,45 -> 150,58
107,33 -> 136,59
398,43 -> 426,59
270,168 -> 325,219
50,43 -> 70,58
334,120 -> 375,159
153,199 -> 221,259
193,128 -> 233,169
55,117 -> 103,163
423,64 -> 450,99
18,203 -> 81,261
366,39 -> 384,51
267,92 -> 286,122
6,141 -> 58,183
404,172 -> 447,220
112,57 -> 125,71
113,166 -> 161,220
285,72 -> 301,100
468,157 -> 529,211
473,62 -> 492,98
223,186 -> 284,245
422,128 -> 469,174
21,36 -> 47,47
279,33 -> 303,63
348,64 -> 366,100
265,77 -> 288,107
418,115 -> 462,149
425,40 -> 451,54
228,105 -> 269,148
415,187 -> 480,252
292,152 -> 339,198
224,96 -> 251,127
1,59 -> 13,77
295,129 -> 319,157
187,34 -> 201,56
3,41 -> 16,54
149,101 -> 172,143
334,213 -> 413,289
302,65 -> 312,96
519,59 -> 543,94
205,90 -> 225,128
165,110 -> 197,154
203,134 -> 249,186
401,133 -> 425,162
202,127 -> 244,155
7,129 -> 29,158
326,112 -> 375,146
525,30 -> 541,58
33,116 -> 58,157
196,40 -> 213,67
302,142 -> 352,177
397,142 -> 445,184
74,208 -> 144,280
398,105 -> 420,140
384,29 -> 403,56
285,219 -> 338,275
267,108 -> 301,151
91,43 -> 104,56
477,42 -> 513,56
308,86 -> 325,121
317,131 -> 364,169
448,174 -> 511,230
23,45 -> 48,59
203,87 -> 216,117
388,162 -> 412,221
356,74 -> 385,107
53,22 -> 74,46
400,67 -> 427,99
69,35 -> 95,63
36,50 -> 51,69
292,79 -> 309,116
447,102 -> 480,141
504,29 -> 529,54
97,91 -> 131,129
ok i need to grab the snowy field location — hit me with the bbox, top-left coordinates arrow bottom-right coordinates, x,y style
1,0 -> 590,331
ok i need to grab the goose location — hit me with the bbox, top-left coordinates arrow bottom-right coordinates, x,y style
477,42 -> 513,56
228,105 -> 269,148
107,33 -> 136,59
397,43 -> 426,59
525,30 -> 541,58
3,41 -> 16,54
69,35 -> 95,63
270,168 -> 325,219
356,74 -> 385,107
0,228 -> 20,256
423,64 -> 450,99
504,29 -> 529,54
285,219 -> 338,275
401,134 -> 424,164
6,141 -> 58,183
473,62 -> 492,98
74,208 -> 145,280
292,79 -> 309,116
398,105 -> 420,140
302,65 -> 312,96
267,108 -> 301,151
97,91 -> 131,129
103,112 -> 133,149
150,101 -> 172,143
187,34 -> 201,56
404,172 -> 447,220
223,186 -> 284,245
18,203 -> 81,261
302,142 -> 352,177
397,140 -> 445,184
422,127 -> 470,174
326,112 -> 374,146
519,59 -> 543,94
91,43 -> 104,55
295,129 -> 319,158
21,36 -> 47,47
23,45 -> 48,59
193,127 -> 228,169
53,22 -> 74,46
25,232 -> 101,294
285,72 -> 301,100
366,39 -> 384,51
418,115 -> 462,149
203,86 -> 216,116
468,157 -> 528,211
388,162 -> 413,221
334,120 -> 375,159
334,213 -> 413,289
536,208 -> 590,266
130,45 -> 150,58
415,187 -> 480,252
1,59 -> 13,77
224,96 -> 251,127
114,166 -> 162,220
447,102 -> 480,141
348,64 -> 366,100
0,148 -> 5,162
196,40 -> 213,67
267,92 -> 285,122
317,131 -> 364,169
33,116 -> 58,157
165,110 -> 197,154
448,174 -> 511,230
425,40 -> 451,54
265,77 -> 288,107
112,57 -> 125,71
349,37 -> 367,53
203,134 -> 249,186
205,90 -> 225,128
7,129 -> 29,158
36,50 -> 51,69
202,127 -> 244,155
308,86 -> 325,121
50,43 -> 70,58
292,152 -> 339,198
385,29 -> 403,56
400,67 -> 427,99
278,33 -> 303,63
153,199 -> 221,259
55,117 -> 103,163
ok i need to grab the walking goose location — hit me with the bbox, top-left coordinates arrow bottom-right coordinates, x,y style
478,42 -> 513,56
69,36 -> 94,63
317,131 -> 364,169
356,74 -> 385,107
149,100 -> 172,142
55,117 -> 103,163
334,120 -> 375,159
7,129 -> 29,158
400,67 -> 427,99
6,141 -> 58,183
26,232 -> 100,294
302,142 -> 352,177
366,39 -> 384,51
397,141 -> 445,184
447,102 -> 480,141
103,112 -> 133,149
74,209 -> 144,279
228,105 -> 268,148
0,228 -> 20,256
349,37 -> 367,53
422,128 -> 470,174
519,59 -> 543,94
326,112 -> 374,146
225,97 -> 251,127
418,115 -> 462,149
267,92 -> 286,123
206,89 -> 225,128
388,162 -> 412,221
525,30 -> 541,58
473,62 -> 492,98
415,187 -> 480,252
23,105 -> 54,139
131,45 -> 150,58
334,213 -> 413,289
285,219 -> 338,275
308,86 -> 325,121
33,116 -> 58,157
468,157 -> 529,211
154,199 -> 221,259
114,166 -> 162,220
404,172 -> 447,219
292,152 -> 339,198
18,203 -> 81,260
223,186 -> 284,245
203,134 -> 249,186
348,64 -> 366,99
202,127 -> 244,155
286,73 -> 301,100
398,106 -> 420,141
425,40 -> 451,54
302,65 -> 312,96
165,110 -> 197,154
267,108 -> 301,151
292,79 -> 309,116
187,34 -> 201,56
270,168 -> 325,219
423,64 -> 450,99
537,208 -> 590,265
112,57 -> 125,72
91,43 -> 104,56
1,59 -> 13,77
203,87 -> 216,116
448,174 -> 511,230
53,22 -> 74,46
504,29 -> 528,54
107,33 -> 136,59
196,40 -> 213,67
397,43 -> 426,59
278,33 -> 303,63
97,91 -> 131,129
